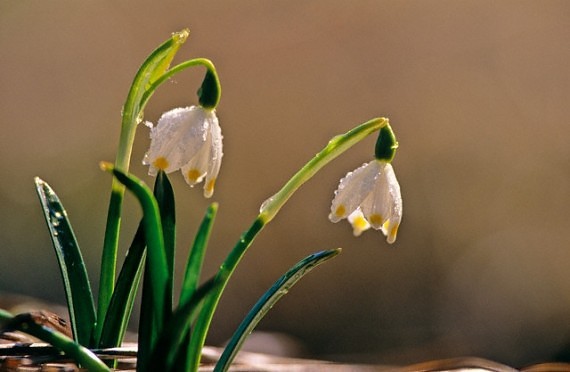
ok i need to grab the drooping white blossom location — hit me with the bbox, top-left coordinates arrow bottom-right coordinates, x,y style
329,160 -> 402,243
143,106 -> 223,197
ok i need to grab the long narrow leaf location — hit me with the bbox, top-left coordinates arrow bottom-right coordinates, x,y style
179,203 -> 218,306
100,163 -> 169,352
98,220 -> 146,348
154,171 -> 176,315
34,177 -> 96,346
214,248 -> 342,372
99,172 -> 175,349
136,171 -> 177,372
176,202 -> 218,372
147,278 -> 219,372
3,311 -> 109,371
137,261 -> 156,372
187,217 -> 265,369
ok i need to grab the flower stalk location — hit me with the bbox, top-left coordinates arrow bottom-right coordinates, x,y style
187,117 -> 388,369
96,30 -> 222,346
260,117 -> 389,222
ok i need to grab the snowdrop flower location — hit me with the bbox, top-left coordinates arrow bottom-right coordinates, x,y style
143,105 -> 223,198
329,123 -> 402,244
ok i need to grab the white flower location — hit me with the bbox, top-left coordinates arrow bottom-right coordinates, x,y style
143,106 -> 223,198
329,160 -> 402,244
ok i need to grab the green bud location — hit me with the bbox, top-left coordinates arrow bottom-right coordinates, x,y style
198,69 -> 221,109
374,122 -> 398,162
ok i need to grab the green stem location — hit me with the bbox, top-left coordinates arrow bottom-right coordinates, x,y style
260,117 -> 388,222
96,56 -> 220,344
95,30 -> 189,345
187,117 -> 388,370
140,58 -> 221,111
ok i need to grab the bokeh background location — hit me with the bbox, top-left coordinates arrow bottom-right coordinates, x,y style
1,0 -> 569,367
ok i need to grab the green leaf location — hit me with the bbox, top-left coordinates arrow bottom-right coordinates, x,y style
2,311 -> 109,371
176,202 -> 218,372
100,163 -> 169,356
34,177 -> 96,346
138,262 -> 156,372
179,203 -> 218,306
154,171 -> 176,314
187,217 -> 265,370
98,221 -> 146,348
147,278 -> 219,372
214,249 -> 342,372
137,171 -> 177,372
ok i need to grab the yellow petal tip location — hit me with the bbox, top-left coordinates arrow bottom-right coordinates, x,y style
153,157 -> 169,170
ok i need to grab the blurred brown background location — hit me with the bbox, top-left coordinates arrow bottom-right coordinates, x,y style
1,0 -> 569,367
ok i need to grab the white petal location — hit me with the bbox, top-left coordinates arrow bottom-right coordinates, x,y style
145,106 -> 208,175
329,161 -> 380,222
347,209 -> 371,236
203,112 -> 223,198
361,161 -> 402,243
181,136 -> 210,186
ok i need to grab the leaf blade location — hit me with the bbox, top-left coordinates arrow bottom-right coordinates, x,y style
98,220 -> 146,348
34,177 -> 96,346
154,171 -> 176,315
101,163 -> 169,367
214,248 -> 342,372
148,278 -> 219,372
179,202 -> 218,306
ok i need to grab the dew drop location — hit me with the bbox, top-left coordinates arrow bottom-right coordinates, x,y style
50,211 -> 63,227
260,196 -> 275,213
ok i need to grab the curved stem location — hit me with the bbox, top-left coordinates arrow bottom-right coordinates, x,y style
187,117 -> 388,370
140,58 -> 221,111
260,117 -> 388,222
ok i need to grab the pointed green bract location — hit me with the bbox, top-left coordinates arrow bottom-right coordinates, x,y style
214,249 -> 341,372
34,177 -> 96,346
